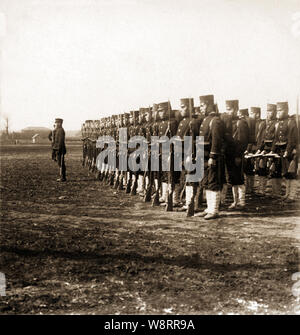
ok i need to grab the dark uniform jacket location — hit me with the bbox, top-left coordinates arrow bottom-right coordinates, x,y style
199,113 -> 225,190
260,119 -> 277,150
247,118 -> 266,152
53,127 -> 66,154
272,117 -> 298,157
232,117 -> 249,157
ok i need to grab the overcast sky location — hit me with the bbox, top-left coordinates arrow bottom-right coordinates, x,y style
0,0 -> 300,131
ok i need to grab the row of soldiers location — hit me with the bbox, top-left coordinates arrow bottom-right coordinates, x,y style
81,95 -> 299,219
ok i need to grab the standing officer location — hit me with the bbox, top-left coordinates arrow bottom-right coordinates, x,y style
244,107 -> 266,194
53,118 -> 66,182
271,102 -> 298,202
48,124 -> 57,161
255,103 -> 277,196
196,95 -> 225,220
174,98 -> 194,210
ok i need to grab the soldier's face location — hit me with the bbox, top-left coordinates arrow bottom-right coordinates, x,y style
180,104 -> 189,118
237,110 -> 243,118
145,113 -> 150,122
249,111 -> 255,119
158,109 -> 165,120
267,110 -> 275,120
277,107 -> 286,119
200,102 -> 207,114
138,114 -> 144,124
226,106 -> 237,117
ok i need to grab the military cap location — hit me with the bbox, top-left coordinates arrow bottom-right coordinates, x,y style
55,118 -> 63,123
158,101 -> 171,111
267,103 -> 277,112
130,110 -> 139,118
225,100 -> 239,110
250,107 -> 261,114
139,107 -> 150,114
199,95 -> 214,106
180,98 -> 194,109
152,103 -> 158,112
239,108 -> 249,116
277,101 -> 289,111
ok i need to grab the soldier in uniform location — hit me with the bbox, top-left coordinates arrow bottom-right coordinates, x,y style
126,110 -> 139,194
150,103 -> 163,206
113,114 -> 123,189
143,106 -> 155,202
153,101 -> 177,207
53,118 -> 67,182
191,103 -> 206,213
244,107 -> 266,194
173,98 -> 194,210
220,100 -> 237,206
135,108 -> 148,196
48,124 -> 57,161
195,95 -> 225,219
115,113 -> 130,190
221,102 -> 249,209
255,103 -> 277,196
271,102 -> 298,202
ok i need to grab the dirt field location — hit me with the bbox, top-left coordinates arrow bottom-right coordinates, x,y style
0,144 -> 299,314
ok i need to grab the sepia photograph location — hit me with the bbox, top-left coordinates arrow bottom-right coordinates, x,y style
0,0 -> 300,319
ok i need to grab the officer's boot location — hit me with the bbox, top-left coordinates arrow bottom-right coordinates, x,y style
152,179 -> 160,206
159,182 -> 168,204
286,179 -> 298,202
195,189 -> 209,217
172,184 -> 181,207
113,170 -> 119,189
186,185 -> 195,217
204,190 -> 220,220
237,184 -> 246,208
137,175 -> 144,196
259,176 -> 267,196
228,186 -> 239,209
130,174 -> 138,195
282,179 -> 291,200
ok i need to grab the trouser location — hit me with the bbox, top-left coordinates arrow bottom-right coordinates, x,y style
57,153 -> 66,180
257,176 -> 267,195
52,149 -> 57,161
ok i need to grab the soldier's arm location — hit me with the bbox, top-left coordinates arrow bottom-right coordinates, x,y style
286,119 -> 298,157
256,120 -> 266,150
210,118 -> 222,158
48,131 -> 52,142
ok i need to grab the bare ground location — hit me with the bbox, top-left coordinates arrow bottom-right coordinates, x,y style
0,144 -> 299,314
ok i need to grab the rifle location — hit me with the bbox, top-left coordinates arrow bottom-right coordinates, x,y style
152,112 -> 162,207
144,106 -> 153,202
186,97 -> 195,216
166,101 -> 174,212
